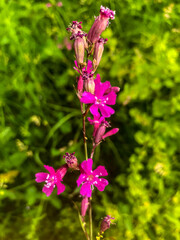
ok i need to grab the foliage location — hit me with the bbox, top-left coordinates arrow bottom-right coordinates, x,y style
0,0 -> 180,239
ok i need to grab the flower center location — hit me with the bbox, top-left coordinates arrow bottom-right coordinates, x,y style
95,96 -> 109,105
88,174 -> 94,181
44,174 -> 57,188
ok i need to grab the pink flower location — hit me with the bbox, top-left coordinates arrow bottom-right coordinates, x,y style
46,3 -> 52,8
57,2 -> 63,7
74,60 -> 93,73
35,165 -> 68,197
80,80 -> 117,118
87,6 -> 115,44
77,158 -> 108,197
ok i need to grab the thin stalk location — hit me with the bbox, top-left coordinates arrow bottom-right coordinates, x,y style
89,199 -> 93,240
90,144 -> 96,159
82,114 -> 88,160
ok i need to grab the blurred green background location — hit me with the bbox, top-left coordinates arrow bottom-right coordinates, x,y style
0,0 -> 180,239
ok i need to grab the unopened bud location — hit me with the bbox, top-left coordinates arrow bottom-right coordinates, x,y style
102,128 -> 119,140
57,164 -> 68,179
105,86 -> 120,95
74,33 -> 85,68
94,121 -> 110,144
100,215 -> 115,233
81,196 -> 89,218
93,38 -> 107,70
77,76 -> 84,98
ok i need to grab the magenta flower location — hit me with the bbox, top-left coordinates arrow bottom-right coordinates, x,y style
74,60 -> 93,74
57,2 -> 63,7
46,3 -> 52,8
35,165 -> 68,197
77,158 -> 108,197
80,81 -> 117,118
87,6 -> 115,44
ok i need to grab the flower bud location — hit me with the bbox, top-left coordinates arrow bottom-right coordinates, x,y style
102,128 -> 119,140
104,86 -> 120,95
63,152 -> 79,170
93,38 -> 107,70
87,6 -> 115,44
57,164 -> 68,179
100,215 -> 115,233
74,33 -> 85,68
94,121 -> 110,144
77,75 -> 84,98
81,196 -> 89,218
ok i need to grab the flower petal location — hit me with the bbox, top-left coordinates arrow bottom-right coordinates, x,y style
94,178 -> 109,192
93,166 -> 108,177
56,181 -> 66,195
105,91 -> 117,105
80,159 -> 93,175
95,81 -> 111,97
44,165 -> 55,175
86,60 -> 93,72
77,173 -> 86,187
99,105 -> 115,118
42,185 -> 54,197
80,92 -> 95,104
35,172 -> 48,183
94,74 -> 101,84
90,104 -> 99,116
80,182 -> 92,197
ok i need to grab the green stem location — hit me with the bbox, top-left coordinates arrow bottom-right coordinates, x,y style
82,113 -> 88,160
89,199 -> 93,240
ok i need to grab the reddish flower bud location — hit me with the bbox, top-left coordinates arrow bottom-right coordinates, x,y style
77,75 -> 84,98
87,6 -> 115,44
63,152 -> 79,170
93,38 -> 108,70
94,121 -> 110,144
57,164 -> 68,179
81,196 -> 89,218
100,215 -> 115,233
105,86 -> 120,95
102,128 -> 119,140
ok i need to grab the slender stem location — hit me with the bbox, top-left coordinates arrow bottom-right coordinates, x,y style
90,144 -> 96,159
89,199 -> 93,240
82,114 -> 88,160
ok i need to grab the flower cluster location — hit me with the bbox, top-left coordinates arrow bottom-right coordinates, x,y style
35,5 -> 117,236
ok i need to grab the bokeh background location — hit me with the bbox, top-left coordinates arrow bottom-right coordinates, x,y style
0,0 -> 180,239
